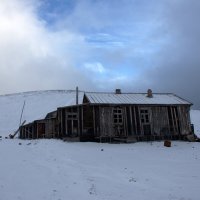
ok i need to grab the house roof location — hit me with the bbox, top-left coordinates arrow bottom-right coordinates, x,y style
45,111 -> 57,119
84,92 -> 192,105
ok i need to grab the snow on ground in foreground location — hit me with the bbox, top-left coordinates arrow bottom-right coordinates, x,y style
0,139 -> 199,200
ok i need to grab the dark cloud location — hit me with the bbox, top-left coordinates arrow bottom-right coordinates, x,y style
142,0 -> 200,108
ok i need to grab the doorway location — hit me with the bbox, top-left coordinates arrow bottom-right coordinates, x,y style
67,119 -> 78,136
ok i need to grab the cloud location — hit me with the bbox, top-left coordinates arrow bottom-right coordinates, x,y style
0,0 -> 199,109
142,0 -> 200,108
0,0 -> 94,94
84,62 -> 106,74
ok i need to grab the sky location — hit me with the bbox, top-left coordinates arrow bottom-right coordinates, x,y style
0,0 -> 200,108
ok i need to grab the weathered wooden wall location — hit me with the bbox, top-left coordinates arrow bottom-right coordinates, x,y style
94,105 -> 191,138
151,106 -> 169,136
20,104 -> 192,141
178,106 -> 191,135
20,119 -> 57,139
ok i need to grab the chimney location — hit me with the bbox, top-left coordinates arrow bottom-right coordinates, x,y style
147,89 -> 153,98
115,89 -> 121,94
76,86 -> 79,105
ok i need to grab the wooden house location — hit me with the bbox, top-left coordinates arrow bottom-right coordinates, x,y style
20,89 -> 193,142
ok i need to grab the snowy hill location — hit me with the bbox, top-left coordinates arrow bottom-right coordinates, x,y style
0,90 -> 199,137
0,90 -> 84,136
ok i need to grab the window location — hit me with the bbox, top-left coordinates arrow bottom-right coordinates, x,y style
113,107 -> 123,124
67,114 -> 77,119
66,107 -> 78,119
140,109 -> 150,124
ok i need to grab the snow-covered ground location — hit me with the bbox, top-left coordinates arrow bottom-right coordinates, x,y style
0,140 -> 200,200
0,90 -> 200,200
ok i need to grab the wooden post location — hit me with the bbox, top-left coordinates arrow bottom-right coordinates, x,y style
149,108 -> 153,136
37,123 -> 39,139
60,109 -> 62,137
99,106 -> 101,139
81,106 -> 84,137
170,107 -> 176,134
19,100 -> 26,126
99,106 -> 102,143
138,107 -> 143,135
65,109 -> 68,136
166,107 -> 170,137
93,106 -> 96,136
21,128 -> 23,139
28,127 -> 29,138
173,107 -> 179,134
78,106 -> 80,137
129,106 -> 133,136
76,86 -> 78,105
133,106 -> 137,135
124,107 -> 128,137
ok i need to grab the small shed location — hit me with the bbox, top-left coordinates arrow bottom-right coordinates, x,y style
20,111 -> 58,139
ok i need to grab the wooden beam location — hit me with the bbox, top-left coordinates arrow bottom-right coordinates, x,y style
78,106 -> 80,137
36,123 -> 38,139
99,106 -> 101,138
93,106 -> 96,136
138,107 -> 143,135
173,107 -> 179,134
166,107 -> 170,136
81,106 -> 84,137
129,106 -> 134,136
124,107 -> 128,137
65,109 -> 68,136
28,126 -> 30,139
170,107 -> 176,134
133,106 -> 137,134
60,109 -> 63,137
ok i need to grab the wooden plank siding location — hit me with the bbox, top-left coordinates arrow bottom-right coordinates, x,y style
20,119 -> 57,139
151,106 -> 169,136
99,107 -> 114,137
79,105 -> 191,139
20,103 -> 192,141
178,106 -> 192,135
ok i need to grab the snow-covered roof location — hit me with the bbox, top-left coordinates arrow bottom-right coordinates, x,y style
84,92 -> 192,105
